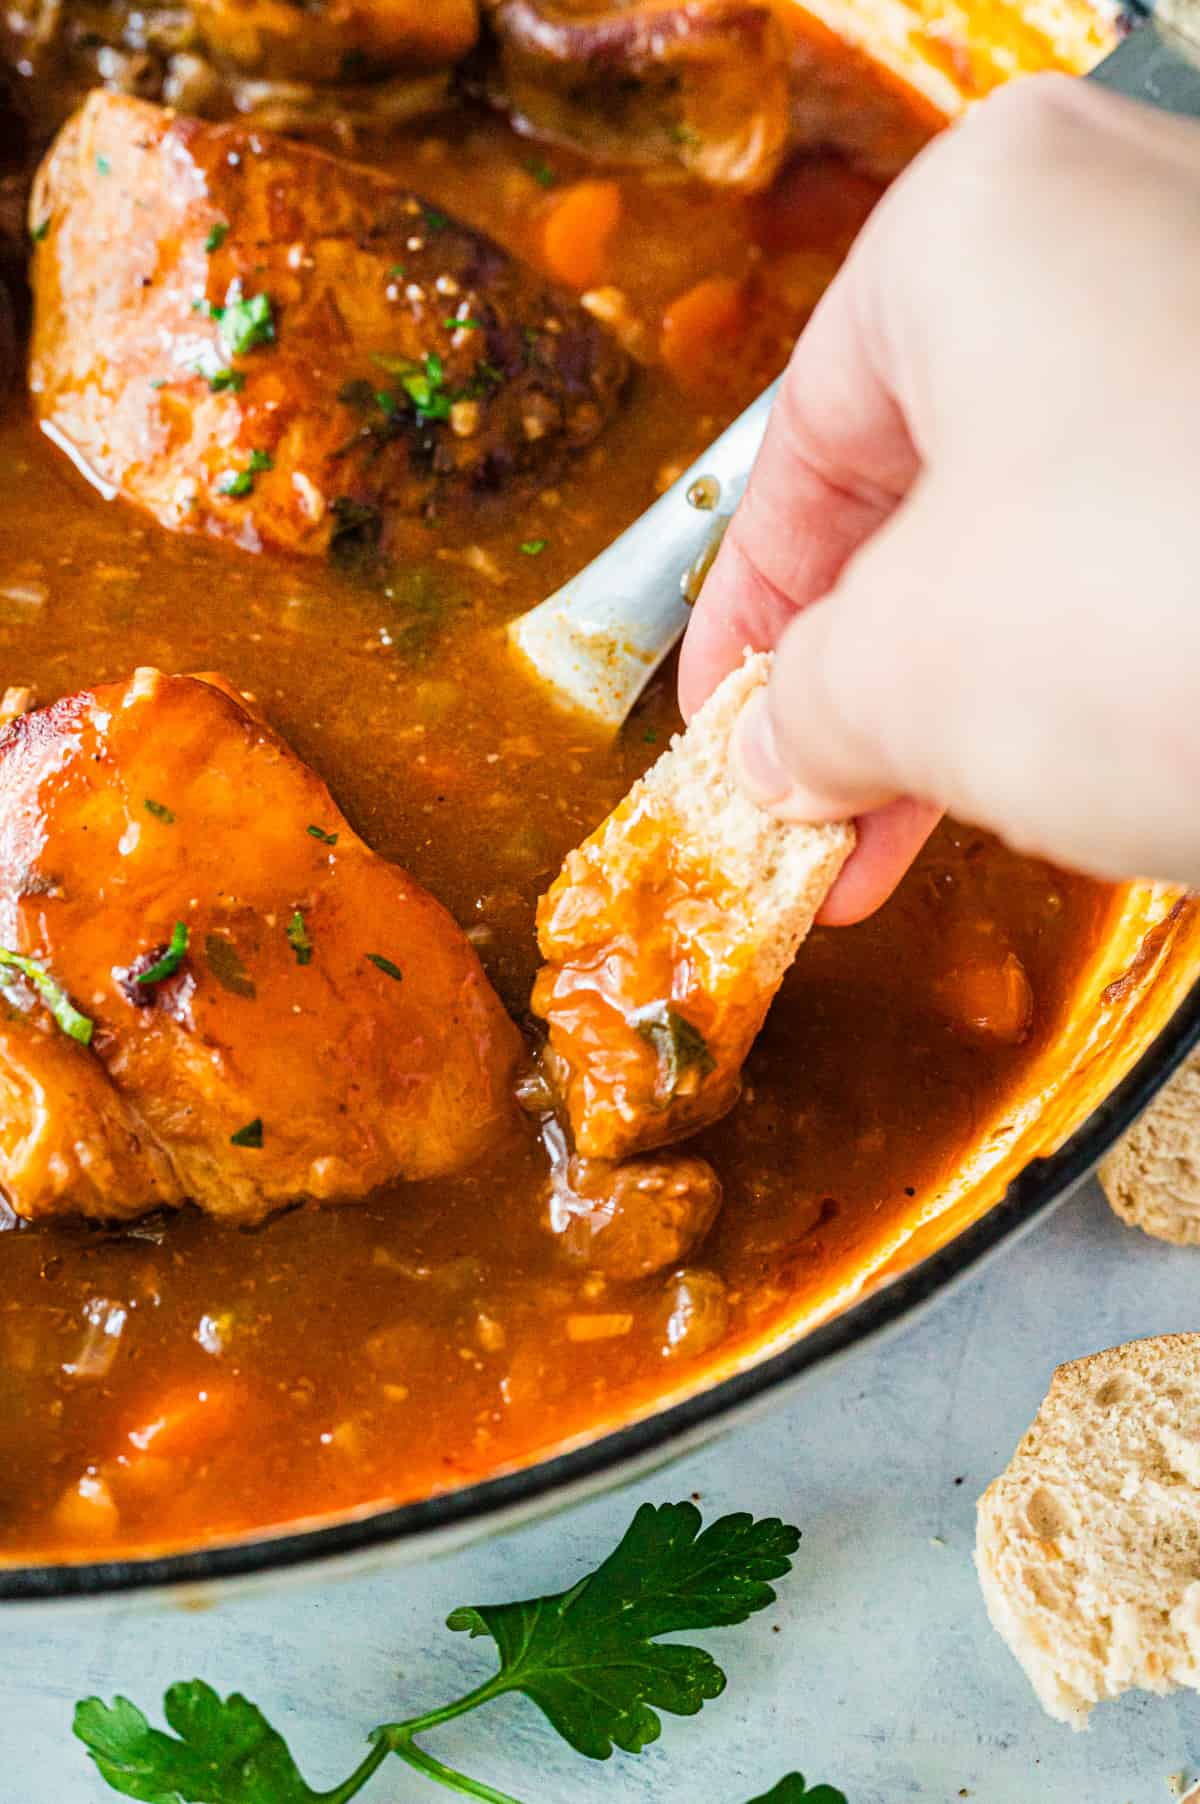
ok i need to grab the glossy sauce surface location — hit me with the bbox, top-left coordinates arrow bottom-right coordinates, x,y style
0,110 -> 1111,1559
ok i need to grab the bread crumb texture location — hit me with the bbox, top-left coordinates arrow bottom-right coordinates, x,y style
1100,1047 -> 1200,1244
977,1334 -> 1200,1728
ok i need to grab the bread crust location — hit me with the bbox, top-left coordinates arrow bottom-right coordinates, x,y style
1099,1047 -> 1200,1245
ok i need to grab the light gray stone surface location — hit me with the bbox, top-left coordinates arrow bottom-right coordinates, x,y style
6,1175 -> 1199,1802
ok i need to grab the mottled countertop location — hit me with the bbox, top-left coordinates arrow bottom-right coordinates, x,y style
8,1174 -> 1199,1804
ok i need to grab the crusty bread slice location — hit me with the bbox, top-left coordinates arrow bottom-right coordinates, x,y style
977,1334 -> 1200,1728
532,652 -> 856,1160
1099,1047 -> 1200,1245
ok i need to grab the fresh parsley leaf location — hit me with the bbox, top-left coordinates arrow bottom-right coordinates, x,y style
370,351 -> 452,425
95,153 -> 111,175
446,1500 -> 800,1759
248,449 -> 273,472
218,290 -> 276,359
389,263 -> 406,278
205,222 -> 229,253
307,824 -> 338,846
31,217 -> 50,243
144,798 -> 175,823
366,953 -> 402,982
205,367 -> 245,395
444,317 -> 481,331
423,206 -> 448,234
525,157 -> 557,188
204,933 -> 256,1000
0,948 -> 93,1044
219,470 -> 253,497
134,921 -> 189,987
287,910 -> 312,966
627,1002 -> 714,1099
744,1779 -> 848,1804
519,539 -> 546,557
74,1683 -> 324,1803
230,1119 -> 263,1148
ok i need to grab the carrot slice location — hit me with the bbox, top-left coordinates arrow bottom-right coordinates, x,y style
542,180 -> 622,290
659,276 -> 747,390
126,1382 -> 242,1459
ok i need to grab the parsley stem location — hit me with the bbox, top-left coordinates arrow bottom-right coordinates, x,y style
390,1736 -> 525,1803
315,1736 -> 393,1803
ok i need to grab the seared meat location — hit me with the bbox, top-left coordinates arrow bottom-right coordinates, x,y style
3,0 -> 476,141
484,0 -> 792,191
483,0 -> 1118,187
0,668 -> 521,1223
28,93 -> 627,557
547,1151 -> 722,1278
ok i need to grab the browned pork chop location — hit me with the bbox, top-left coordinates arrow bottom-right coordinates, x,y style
28,92 -> 627,557
0,668 -> 522,1223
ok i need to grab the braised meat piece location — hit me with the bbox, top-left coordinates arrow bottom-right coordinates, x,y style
0,669 -> 521,1224
3,0 -> 477,141
28,92 -> 627,557
547,1152 -> 722,1278
483,0 -> 792,191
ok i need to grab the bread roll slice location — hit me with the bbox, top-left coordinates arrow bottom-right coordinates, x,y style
977,1334 -> 1200,1728
1099,1047 -> 1200,1244
532,652 -> 856,1160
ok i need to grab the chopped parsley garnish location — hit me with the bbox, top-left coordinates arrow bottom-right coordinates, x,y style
143,798 -> 175,823
229,1118 -> 263,1148
205,367 -> 245,394
134,921 -> 189,987
0,949 -> 93,1044
444,316 -> 481,331
643,727 -> 658,744
95,153 -> 111,176
217,288 -> 276,358
204,222 -> 229,253
307,824 -> 338,846
423,206 -> 448,234
31,218 -> 50,243
218,449 -> 272,497
370,350 -> 452,425
389,264 -> 406,278
203,933 -> 256,1000
520,538 -> 547,556
525,156 -> 557,188
366,953 -> 403,982
287,909 -> 312,966
627,1000 -> 714,1099
74,1500 -> 815,1803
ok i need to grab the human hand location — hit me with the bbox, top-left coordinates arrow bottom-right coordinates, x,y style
680,74 -> 1200,922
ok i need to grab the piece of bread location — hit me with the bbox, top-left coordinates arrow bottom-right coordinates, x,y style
1099,1047 -> 1200,1245
976,1334 -> 1200,1728
532,651 -> 856,1160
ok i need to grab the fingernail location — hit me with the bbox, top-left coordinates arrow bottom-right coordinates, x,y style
732,689 -> 843,823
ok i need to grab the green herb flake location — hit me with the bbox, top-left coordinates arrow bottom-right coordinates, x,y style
205,367 -> 245,394
218,469 -> 253,497
0,949 -> 93,1044
203,932 -> 256,1000
444,316 -> 481,331
388,263 -> 406,278
423,206 -> 448,234
204,222 -> 229,253
369,351 -> 451,425
217,289 -> 276,359
74,1500 -> 804,1803
627,1000 -> 714,1100
95,153 -> 111,176
525,156 -> 557,188
143,798 -> 175,823
134,921 -> 189,988
148,378 -> 166,391
519,538 -> 547,557
366,953 -> 403,982
643,727 -> 658,744
31,218 -> 50,243
230,1118 -> 263,1148
287,910 -> 313,966
307,824 -> 338,846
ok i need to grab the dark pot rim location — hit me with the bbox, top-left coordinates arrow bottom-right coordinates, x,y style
5,977 -> 1198,1604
